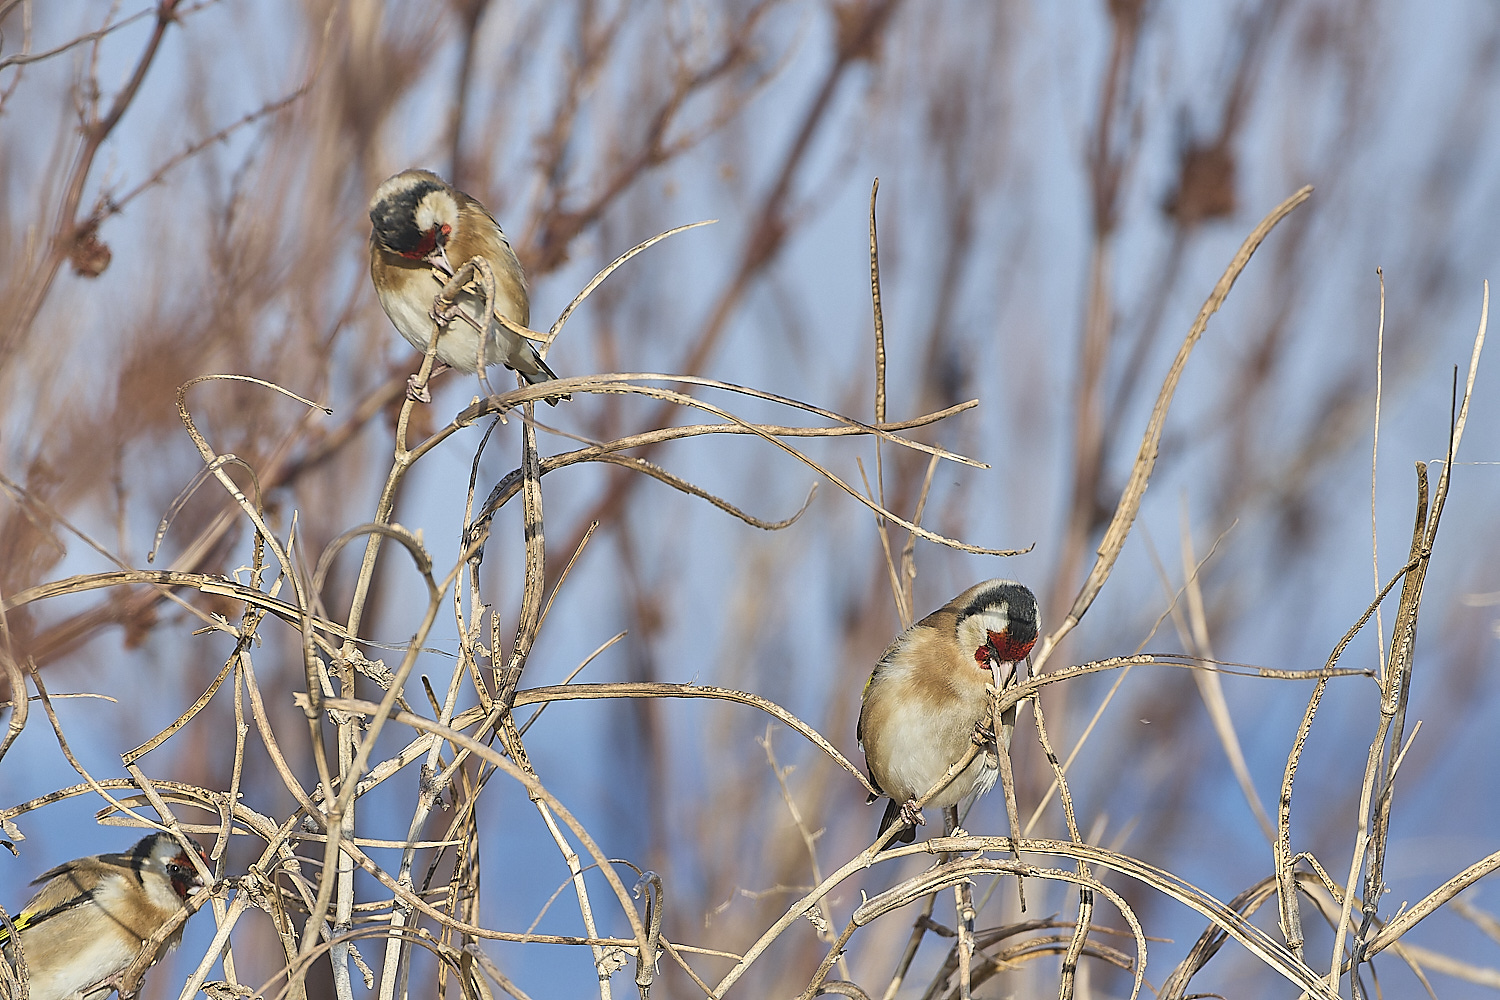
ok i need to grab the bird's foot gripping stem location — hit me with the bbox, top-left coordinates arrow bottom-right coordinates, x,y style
405,362 -> 451,403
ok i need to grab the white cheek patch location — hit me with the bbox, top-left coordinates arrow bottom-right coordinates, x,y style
414,192 -> 457,233
976,606 -> 1010,639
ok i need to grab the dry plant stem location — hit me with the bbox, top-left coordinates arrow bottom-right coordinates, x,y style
815,983 -> 872,1000
533,799 -> 614,1000
375,410 -> 527,1000
496,411 -> 614,995
989,692 -> 1027,912
463,375 -> 987,472
380,581 -> 499,997
769,824 -> 1352,1000
1161,875 -> 1291,999
305,527 -> 450,982
469,401 -> 976,539
1370,268 -> 1388,681
25,667 -> 162,830
1175,508 -> 1274,842
499,682 -> 875,793
919,838 -> 1335,999
1345,469 -> 1431,982
172,377 -> 339,879
318,278 -> 456,996
1368,848 -> 1500,956
217,650 -> 253,984
954,862 -> 974,1000
870,178 -> 887,428
498,406 -> 547,710
1275,551 -> 1422,961
1031,699 -> 1092,1000
1030,185 -> 1313,674
1329,724 -> 1422,996
544,219 -> 719,348
464,379 -> 1021,557
853,858 -> 1145,1000
796,917 -> 861,1000
0,625 -> 27,764
1353,285 -> 1487,971
867,178 -> 905,626
719,742 -> 989,997
880,892 -> 940,1000
762,731 -> 845,977
177,891 -> 254,1000
1,569 -> 356,642
289,699 -> 652,953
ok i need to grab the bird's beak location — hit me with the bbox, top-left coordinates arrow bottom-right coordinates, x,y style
986,641 -> 1014,690
427,242 -> 454,277
989,645 -> 1016,752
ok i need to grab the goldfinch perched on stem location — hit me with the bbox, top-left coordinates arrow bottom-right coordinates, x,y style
858,579 -> 1039,845
368,168 -> 565,404
1,833 -> 208,1000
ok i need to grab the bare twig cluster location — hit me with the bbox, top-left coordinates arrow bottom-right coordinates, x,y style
3,4 -> 1500,1000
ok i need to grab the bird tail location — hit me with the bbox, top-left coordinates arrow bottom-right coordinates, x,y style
520,349 -> 570,406
877,799 -> 917,851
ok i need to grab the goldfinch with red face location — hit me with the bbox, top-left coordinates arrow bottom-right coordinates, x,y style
1,833 -> 208,1000
858,579 -> 1039,845
368,169 -> 565,403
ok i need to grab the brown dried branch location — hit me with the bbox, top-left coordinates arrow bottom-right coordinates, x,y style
1032,185 -> 1313,673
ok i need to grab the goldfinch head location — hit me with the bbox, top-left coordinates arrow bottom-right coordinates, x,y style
953,579 -> 1039,677
369,170 -> 459,268
134,832 -> 208,906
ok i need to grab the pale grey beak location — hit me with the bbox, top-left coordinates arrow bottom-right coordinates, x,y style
426,241 -> 454,276
991,658 -> 1015,753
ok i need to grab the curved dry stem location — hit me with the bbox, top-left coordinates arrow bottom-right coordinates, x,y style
852,859 -> 1142,1000
468,400 -> 976,535
149,454 -> 263,564
455,378 -> 1022,556
0,569 -> 348,639
456,373 -> 988,470
545,219 -> 718,347
1031,185 -> 1313,673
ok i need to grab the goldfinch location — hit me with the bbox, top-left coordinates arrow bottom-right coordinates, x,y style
1,833 -> 208,1000
858,579 -> 1039,845
368,168 -> 566,403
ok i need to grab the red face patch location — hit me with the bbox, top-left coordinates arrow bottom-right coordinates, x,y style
402,224 -> 449,261
400,228 -> 440,260
987,628 -> 1035,663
